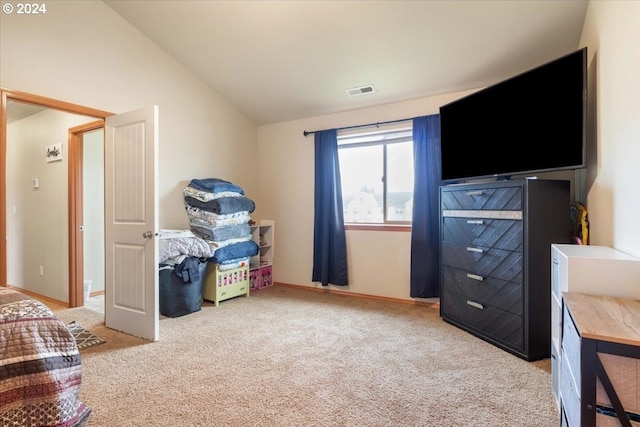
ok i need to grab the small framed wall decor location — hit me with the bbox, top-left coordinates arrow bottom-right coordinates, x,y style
46,143 -> 62,162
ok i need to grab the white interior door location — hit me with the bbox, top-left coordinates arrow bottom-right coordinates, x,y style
104,106 -> 159,341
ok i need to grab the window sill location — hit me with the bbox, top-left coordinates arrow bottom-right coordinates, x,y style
345,224 -> 411,232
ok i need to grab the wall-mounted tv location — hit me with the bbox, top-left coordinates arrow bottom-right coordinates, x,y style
439,47 -> 587,183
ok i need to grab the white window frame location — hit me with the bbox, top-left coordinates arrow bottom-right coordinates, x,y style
337,122 -> 413,228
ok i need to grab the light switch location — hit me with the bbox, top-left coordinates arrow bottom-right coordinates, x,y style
32,178 -> 39,189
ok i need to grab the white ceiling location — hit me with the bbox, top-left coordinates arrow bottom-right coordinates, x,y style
105,1 -> 589,126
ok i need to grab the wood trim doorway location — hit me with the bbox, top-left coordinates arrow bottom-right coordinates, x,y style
68,120 -> 104,307
1,88 -> 112,307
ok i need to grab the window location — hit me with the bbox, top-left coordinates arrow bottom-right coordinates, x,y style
338,123 -> 414,226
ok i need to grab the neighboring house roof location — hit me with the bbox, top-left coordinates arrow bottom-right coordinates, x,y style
343,191 -> 413,209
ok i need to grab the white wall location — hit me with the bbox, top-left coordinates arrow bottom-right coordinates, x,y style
578,1 -> 640,257
258,1 -> 640,302
7,110 -> 94,301
257,92 -> 474,301
4,0 -> 638,303
1,1 -> 259,299
83,129 -> 105,295
257,88 -> 580,302
0,0 -> 259,230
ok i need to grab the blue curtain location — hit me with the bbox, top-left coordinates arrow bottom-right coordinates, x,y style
312,129 -> 349,286
410,115 -> 441,297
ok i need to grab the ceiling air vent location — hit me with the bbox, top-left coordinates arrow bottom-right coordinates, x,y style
346,85 -> 376,97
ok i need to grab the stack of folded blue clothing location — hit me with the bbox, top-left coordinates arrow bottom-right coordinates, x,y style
184,178 -> 259,270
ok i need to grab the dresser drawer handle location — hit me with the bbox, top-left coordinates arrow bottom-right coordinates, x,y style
466,220 -> 484,225
466,190 -> 484,196
466,300 -> 484,310
466,273 -> 484,281
466,247 -> 484,253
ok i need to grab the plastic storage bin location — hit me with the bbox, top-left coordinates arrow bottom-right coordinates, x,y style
159,259 -> 207,317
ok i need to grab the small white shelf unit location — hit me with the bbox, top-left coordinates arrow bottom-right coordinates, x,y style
250,220 -> 274,291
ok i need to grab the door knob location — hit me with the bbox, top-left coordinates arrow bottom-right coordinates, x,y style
143,231 -> 155,239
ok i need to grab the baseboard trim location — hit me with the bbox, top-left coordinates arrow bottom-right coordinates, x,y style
3,283 -> 437,311
272,282 -> 439,309
4,284 -> 69,308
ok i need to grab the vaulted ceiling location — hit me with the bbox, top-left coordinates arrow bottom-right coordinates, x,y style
105,0 -> 589,126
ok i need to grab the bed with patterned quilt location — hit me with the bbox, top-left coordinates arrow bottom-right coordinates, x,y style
0,288 -> 91,426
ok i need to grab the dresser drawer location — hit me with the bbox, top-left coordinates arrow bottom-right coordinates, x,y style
442,217 -> 523,250
562,304 -> 581,390
441,186 -> 522,211
441,241 -> 523,282
441,287 -> 523,350
442,265 -> 522,315
561,347 -> 581,427
552,343 -> 560,408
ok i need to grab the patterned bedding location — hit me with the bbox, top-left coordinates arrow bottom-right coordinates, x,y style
0,288 -> 91,426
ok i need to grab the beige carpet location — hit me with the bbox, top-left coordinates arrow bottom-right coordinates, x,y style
54,286 -> 558,427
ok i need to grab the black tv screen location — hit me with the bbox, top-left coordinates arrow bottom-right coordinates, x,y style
439,47 -> 587,182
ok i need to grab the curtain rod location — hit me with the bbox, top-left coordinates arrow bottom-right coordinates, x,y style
303,117 -> 412,137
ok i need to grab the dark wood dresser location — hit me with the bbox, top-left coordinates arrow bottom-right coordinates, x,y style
439,178 -> 570,361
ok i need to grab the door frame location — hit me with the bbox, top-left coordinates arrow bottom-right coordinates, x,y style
1,88 -> 112,306
68,121 -> 105,307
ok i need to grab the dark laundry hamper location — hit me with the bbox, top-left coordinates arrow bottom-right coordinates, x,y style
159,259 -> 207,318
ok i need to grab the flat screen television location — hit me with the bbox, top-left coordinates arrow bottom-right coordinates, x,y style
439,47 -> 587,183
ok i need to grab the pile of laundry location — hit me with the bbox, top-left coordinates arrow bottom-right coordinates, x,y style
158,229 -> 213,284
184,178 -> 259,271
158,228 -> 212,317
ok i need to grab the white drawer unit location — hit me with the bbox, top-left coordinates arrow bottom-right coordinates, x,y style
551,244 -> 640,410
561,345 -> 581,427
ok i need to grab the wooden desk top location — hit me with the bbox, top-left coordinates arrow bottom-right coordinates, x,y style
563,292 -> 640,346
